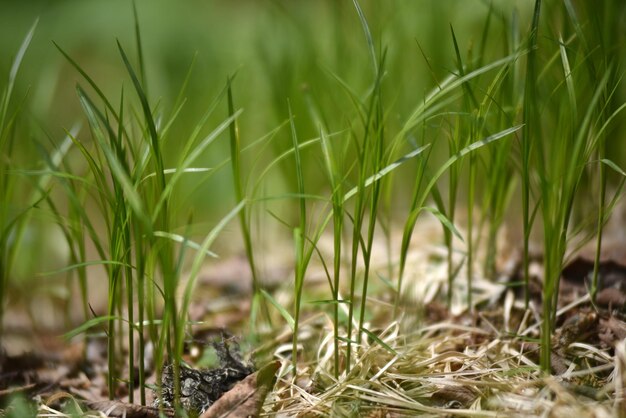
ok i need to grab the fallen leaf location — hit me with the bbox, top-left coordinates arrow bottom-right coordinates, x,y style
200,361 -> 280,418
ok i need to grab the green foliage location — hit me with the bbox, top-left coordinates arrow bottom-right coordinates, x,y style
0,20 -> 37,334
2,394 -> 37,418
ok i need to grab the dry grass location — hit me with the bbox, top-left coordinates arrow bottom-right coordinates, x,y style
25,220 -> 626,417
267,305 -> 619,416
262,225 -> 623,417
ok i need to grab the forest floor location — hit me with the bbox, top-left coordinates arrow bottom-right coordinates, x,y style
2,222 -> 626,417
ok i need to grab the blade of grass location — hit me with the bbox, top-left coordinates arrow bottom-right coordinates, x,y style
288,100 -> 307,374
228,78 -> 259,302
521,0 -> 542,310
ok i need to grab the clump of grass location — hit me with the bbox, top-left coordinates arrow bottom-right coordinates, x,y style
395,57 -> 524,313
227,78 -> 264,326
0,21 -> 38,334
257,0 -> 525,380
56,17 -> 245,408
518,0 -> 626,372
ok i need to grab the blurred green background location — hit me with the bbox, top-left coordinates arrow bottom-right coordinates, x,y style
0,0 -> 533,216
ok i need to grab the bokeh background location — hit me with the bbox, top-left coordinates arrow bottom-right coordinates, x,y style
0,0 -> 535,209
2,0 -> 625,329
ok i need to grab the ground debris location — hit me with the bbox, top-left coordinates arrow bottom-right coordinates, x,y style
199,361 -> 279,418
561,255 -> 626,308
83,399 -> 171,418
599,315 -> 626,347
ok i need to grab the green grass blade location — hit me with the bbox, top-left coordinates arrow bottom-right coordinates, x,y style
64,315 -> 121,340
180,200 -> 246,331
261,289 -> 295,330
117,40 -> 165,199
0,19 -> 37,132
227,79 -> 263,328
361,327 -> 398,355
352,0 -> 377,76
77,87 -> 151,231
152,231 -> 218,258
422,206 -> 464,242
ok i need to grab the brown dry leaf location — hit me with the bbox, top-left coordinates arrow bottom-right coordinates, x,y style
83,399 -> 173,418
200,361 -> 280,418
